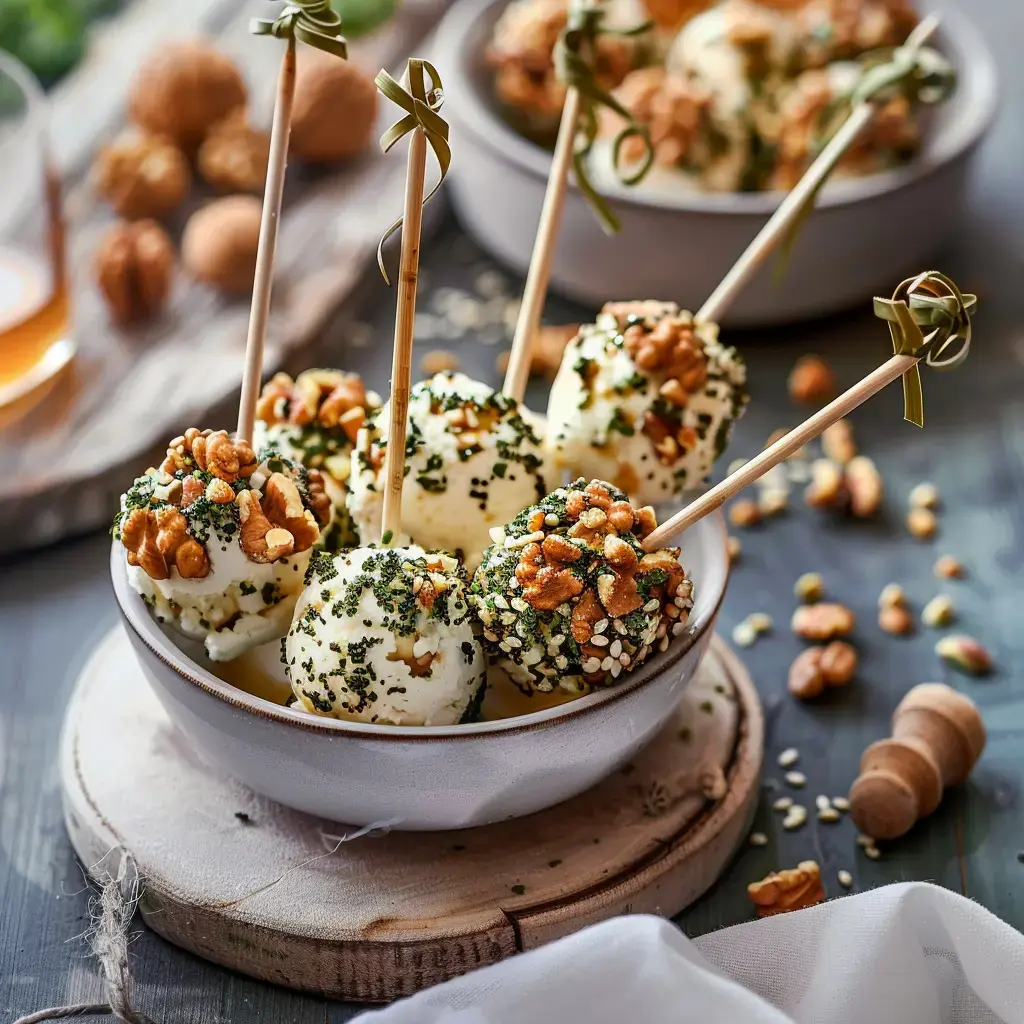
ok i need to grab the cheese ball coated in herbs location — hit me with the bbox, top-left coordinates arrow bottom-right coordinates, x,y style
285,546 -> 487,726
347,372 -> 553,570
546,301 -> 747,506
470,478 -> 695,693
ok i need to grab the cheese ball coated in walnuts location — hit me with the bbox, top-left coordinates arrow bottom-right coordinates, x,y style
469,479 -> 694,693
182,195 -> 262,294
290,51 -> 378,164
128,41 -> 247,151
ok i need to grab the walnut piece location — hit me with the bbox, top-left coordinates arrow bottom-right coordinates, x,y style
237,490 -> 295,563
791,602 -> 855,640
262,472 -> 321,552
129,40 -> 247,151
121,507 -> 210,580
788,354 -> 836,405
161,428 -> 256,483
623,315 -> 708,391
93,220 -> 174,325
747,861 -> 824,917
256,368 -> 370,436
198,108 -> 270,193
92,131 -> 190,220
788,641 -> 857,699
515,542 -> 584,611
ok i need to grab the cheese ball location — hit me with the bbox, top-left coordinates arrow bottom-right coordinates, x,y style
115,428 -> 331,661
285,546 -> 486,726
469,478 -> 694,693
347,372 -> 552,569
253,369 -> 382,550
546,301 -> 747,506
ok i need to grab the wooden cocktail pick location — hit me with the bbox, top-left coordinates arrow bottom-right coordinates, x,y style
503,0 -> 653,402
849,683 -> 985,840
374,59 -> 451,545
698,14 -> 949,324
641,271 -> 975,550
236,1 -> 349,444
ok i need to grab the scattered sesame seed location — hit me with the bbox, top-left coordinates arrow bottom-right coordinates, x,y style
777,748 -> 799,768
772,796 -> 793,812
544,513 -> 559,526
815,795 -> 832,812
727,536 -> 742,561
783,805 -> 807,830
909,481 -> 940,509
856,834 -> 875,848
504,636 -> 522,649
831,796 -> 850,812
594,618 -> 609,634
582,657 -> 602,673
818,807 -> 841,823
794,572 -> 824,603
555,655 -> 568,670
590,634 -> 610,647
601,656 -> 615,671
732,621 -> 758,647
864,845 -> 882,860
838,870 -> 853,888
784,771 -> 807,788
749,832 -> 769,847
613,619 -> 628,634
609,639 -> 623,659
747,612 -> 773,634
610,661 -> 622,678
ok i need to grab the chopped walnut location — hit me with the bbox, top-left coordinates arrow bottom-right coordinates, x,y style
623,315 -> 708,391
92,130 -> 190,220
121,507 -> 210,580
788,354 -> 836,405
605,67 -> 711,169
748,861 -> 824,916
792,602 -> 855,640
797,0 -> 917,63
515,542 -> 584,611
237,490 -> 296,563
162,428 -> 257,483
197,107 -> 270,193
256,369 -> 370,434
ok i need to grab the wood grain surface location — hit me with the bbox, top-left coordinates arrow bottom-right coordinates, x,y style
0,0 -> 448,554
1,0 -> 1023,1019
61,630 -> 760,1002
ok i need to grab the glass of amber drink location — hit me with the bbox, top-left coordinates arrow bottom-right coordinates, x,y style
0,49 -> 72,421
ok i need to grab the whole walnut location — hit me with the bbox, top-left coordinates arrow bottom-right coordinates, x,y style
94,219 -> 175,325
197,108 -> 270,193
129,41 -> 247,151
92,131 -> 190,220
290,51 -> 378,164
182,195 -> 262,294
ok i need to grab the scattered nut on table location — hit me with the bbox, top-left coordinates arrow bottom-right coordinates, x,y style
845,456 -> 883,517
290,51 -> 378,163
909,481 -> 941,510
788,355 -> 836,405
182,195 -> 262,293
788,641 -> 857,699
129,40 -> 247,151
420,349 -> 461,376
822,419 -> 856,464
921,594 -> 956,628
748,860 -> 824,916
879,604 -> 915,636
804,458 -> 846,510
907,506 -> 938,540
93,219 -> 175,324
791,602 -> 855,640
934,555 -> 965,579
197,107 -> 270,193
935,635 -> 992,676
728,499 -> 761,528
92,130 -> 190,220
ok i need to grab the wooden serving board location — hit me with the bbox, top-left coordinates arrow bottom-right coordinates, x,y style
61,628 -> 763,1003
0,0 -> 449,554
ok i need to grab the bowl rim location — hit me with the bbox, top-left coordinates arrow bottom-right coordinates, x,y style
111,508 -> 729,742
435,0 -> 999,217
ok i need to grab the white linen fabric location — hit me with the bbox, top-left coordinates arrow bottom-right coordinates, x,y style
354,883 -> 1024,1024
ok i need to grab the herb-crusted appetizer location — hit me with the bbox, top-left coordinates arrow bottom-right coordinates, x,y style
114,428 -> 331,661
284,546 -> 486,725
253,368 -> 382,549
347,372 -> 552,569
546,301 -> 747,505
470,478 -> 694,693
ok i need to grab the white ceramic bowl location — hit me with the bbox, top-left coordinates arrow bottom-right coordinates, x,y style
435,0 -> 997,326
111,510 -> 729,830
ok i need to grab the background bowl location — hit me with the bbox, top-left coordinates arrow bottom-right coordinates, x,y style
111,510 -> 729,830
435,0 -> 998,327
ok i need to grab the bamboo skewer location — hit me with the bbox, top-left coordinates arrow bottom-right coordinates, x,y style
697,15 -> 940,325
236,37 -> 297,443
503,88 -> 583,404
641,353 -> 918,550
380,128 -> 429,544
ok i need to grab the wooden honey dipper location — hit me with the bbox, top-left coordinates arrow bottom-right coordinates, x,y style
849,684 -> 986,840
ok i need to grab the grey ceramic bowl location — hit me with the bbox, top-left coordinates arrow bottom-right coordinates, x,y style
434,0 -> 997,326
111,510 -> 729,830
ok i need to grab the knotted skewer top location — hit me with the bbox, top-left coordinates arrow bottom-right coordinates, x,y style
251,0 -> 349,57
375,59 -> 451,283
874,270 -> 975,427
555,0 -> 654,233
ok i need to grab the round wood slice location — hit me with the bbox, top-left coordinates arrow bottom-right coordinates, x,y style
61,628 -> 763,1003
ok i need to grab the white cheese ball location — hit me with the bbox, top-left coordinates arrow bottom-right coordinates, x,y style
347,372 -> 552,569
546,302 -> 747,506
117,441 -> 330,662
285,546 -> 486,726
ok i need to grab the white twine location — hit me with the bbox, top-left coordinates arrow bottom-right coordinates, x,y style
13,851 -> 153,1024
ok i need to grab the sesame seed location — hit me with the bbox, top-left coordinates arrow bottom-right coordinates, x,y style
504,636 -> 522,649
551,634 -> 566,647
864,845 -> 881,860
483,630 -> 499,642
594,619 -> 609,634
777,748 -> 799,768
412,577 -> 424,594
784,771 -> 806,788
590,634 -> 610,647
544,513 -> 559,526
609,639 -> 623,659
508,576 -> 520,589
613,619 -> 628,634
732,621 -> 757,647
644,599 -> 660,613
838,870 -> 853,888
659,636 -> 670,652
610,661 -> 622,678
772,796 -> 793,812
856,834 -> 874,848
601,656 -> 615,671
619,653 -> 631,666
505,530 -> 544,549
498,641 -> 511,653
582,657 -> 602,673
783,806 -> 807,830
818,807 -> 841,823
815,795 -> 831,812
832,796 -> 850,812
488,527 -> 506,545
672,621 -> 687,636
749,832 -> 769,847
494,596 -> 508,609
555,655 -> 568,670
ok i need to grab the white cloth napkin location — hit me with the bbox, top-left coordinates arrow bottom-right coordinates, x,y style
354,883 -> 1024,1024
